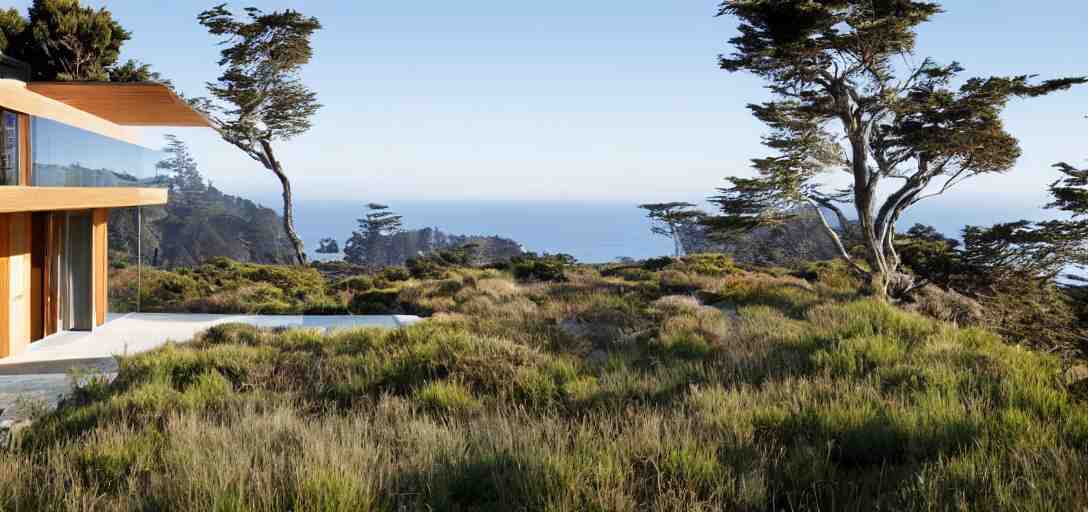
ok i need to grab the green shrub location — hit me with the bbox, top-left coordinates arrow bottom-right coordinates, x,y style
507,253 -> 573,282
380,266 -> 411,282
414,381 -> 482,414
670,254 -> 739,276
641,256 -> 674,272
349,289 -> 403,314
331,275 -> 374,293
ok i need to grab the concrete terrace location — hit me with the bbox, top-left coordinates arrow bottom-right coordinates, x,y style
2,313 -> 422,365
0,313 -> 421,421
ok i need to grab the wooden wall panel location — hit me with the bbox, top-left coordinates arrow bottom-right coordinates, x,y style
7,213 -> 31,356
92,208 -> 108,327
0,213 -> 31,358
0,214 -> 9,358
0,187 -> 167,213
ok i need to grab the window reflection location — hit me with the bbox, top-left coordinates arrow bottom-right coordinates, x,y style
1,110 -> 17,186
31,117 -> 166,188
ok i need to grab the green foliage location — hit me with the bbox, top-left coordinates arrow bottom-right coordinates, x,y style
414,381 -> 482,414
378,266 -> 411,283
897,216 -> 1088,358
106,58 -> 170,83
640,256 -> 673,272
197,4 -> 322,142
506,253 -> 574,282
897,223 -> 965,286
348,289 -> 402,314
0,8 -> 26,53
331,275 -> 373,293
406,244 -> 477,279
2,0 -> 135,81
110,257 -> 329,314
667,253 -> 739,276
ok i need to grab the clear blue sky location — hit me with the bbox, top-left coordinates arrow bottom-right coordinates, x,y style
12,1 -> 1088,210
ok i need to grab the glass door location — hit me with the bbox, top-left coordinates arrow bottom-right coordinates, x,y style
61,211 -> 95,331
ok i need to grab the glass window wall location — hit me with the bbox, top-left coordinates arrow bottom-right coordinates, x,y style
1,110 -> 18,185
31,117 -> 166,188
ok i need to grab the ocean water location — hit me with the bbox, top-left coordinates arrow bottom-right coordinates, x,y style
280,198 -> 1054,264
291,200 -> 674,263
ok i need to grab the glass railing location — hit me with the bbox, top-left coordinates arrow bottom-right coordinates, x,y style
31,116 -> 167,188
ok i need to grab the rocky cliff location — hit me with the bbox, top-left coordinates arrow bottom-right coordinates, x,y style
681,207 -> 849,266
109,185 -> 297,268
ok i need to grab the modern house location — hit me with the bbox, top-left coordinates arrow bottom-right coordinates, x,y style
0,54 -> 209,358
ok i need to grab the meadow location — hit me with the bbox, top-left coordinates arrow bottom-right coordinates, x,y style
2,255 -> 1086,510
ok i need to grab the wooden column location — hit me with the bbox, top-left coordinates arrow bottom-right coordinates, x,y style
43,213 -> 61,338
92,208 -> 108,327
0,214 -> 8,357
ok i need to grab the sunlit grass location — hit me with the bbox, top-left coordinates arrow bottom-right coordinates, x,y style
6,257 -> 1087,510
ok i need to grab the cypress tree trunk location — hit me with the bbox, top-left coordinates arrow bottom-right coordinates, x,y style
262,141 -> 307,265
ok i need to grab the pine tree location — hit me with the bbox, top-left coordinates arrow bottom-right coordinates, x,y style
343,204 -> 404,266
156,135 -> 205,207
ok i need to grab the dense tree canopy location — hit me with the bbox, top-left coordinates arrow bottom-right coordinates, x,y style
0,8 -> 25,53
194,4 -> 323,265
710,0 -> 1086,298
0,0 -> 163,83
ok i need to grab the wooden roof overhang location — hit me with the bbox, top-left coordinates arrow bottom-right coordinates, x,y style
1,79 -> 140,144
26,82 -> 211,128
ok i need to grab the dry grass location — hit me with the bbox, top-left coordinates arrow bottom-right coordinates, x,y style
8,256 -> 1088,510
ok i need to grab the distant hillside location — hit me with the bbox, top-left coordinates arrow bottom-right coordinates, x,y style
680,207 -> 846,266
109,185 -> 296,269
342,226 -> 524,268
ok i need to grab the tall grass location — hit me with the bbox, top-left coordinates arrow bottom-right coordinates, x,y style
6,255 -> 1087,510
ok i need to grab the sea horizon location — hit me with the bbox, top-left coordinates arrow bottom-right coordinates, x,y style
238,197 -> 1062,264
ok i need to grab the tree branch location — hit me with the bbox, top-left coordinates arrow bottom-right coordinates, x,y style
806,196 -> 868,276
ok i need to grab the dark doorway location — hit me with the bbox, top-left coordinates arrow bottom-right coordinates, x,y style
63,211 -> 94,331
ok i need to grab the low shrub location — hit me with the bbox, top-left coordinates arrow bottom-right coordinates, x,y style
66,256 -> 1088,511
331,275 -> 374,293
506,253 -> 574,282
349,289 -> 403,314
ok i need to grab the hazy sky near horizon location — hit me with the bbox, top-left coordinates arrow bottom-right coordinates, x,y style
12,1 -> 1088,208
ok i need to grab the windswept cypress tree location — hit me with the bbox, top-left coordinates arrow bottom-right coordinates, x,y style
194,4 -> 323,265
710,0 -> 1086,299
